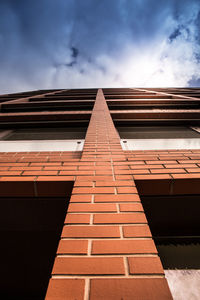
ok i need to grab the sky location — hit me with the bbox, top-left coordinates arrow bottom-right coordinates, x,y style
0,0 -> 200,93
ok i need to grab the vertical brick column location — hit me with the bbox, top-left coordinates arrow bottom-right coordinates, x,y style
45,89 -> 172,300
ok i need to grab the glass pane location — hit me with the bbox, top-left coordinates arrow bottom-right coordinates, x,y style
117,126 -> 200,139
3,127 -> 87,140
165,270 -> 200,300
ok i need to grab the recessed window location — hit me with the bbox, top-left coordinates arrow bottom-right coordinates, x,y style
135,179 -> 200,300
0,180 -> 73,300
0,127 -> 86,152
116,126 -> 200,150
3,127 -> 86,140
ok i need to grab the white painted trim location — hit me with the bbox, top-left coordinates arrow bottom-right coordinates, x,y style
121,139 -> 200,150
0,139 -> 85,152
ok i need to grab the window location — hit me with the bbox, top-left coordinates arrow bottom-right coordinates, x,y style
0,179 -> 73,299
0,127 -> 86,152
135,179 -> 200,300
116,126 -> 200,150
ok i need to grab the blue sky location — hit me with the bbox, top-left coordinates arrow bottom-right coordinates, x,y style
0,0 -> 200,93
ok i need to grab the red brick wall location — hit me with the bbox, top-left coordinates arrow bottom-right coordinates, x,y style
0,89 -> 179,299
125,149 -> 200,178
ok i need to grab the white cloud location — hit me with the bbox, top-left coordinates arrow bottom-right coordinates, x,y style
0,0 -> 200,93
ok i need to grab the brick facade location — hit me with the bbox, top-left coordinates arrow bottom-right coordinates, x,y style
1,87 -> 200,299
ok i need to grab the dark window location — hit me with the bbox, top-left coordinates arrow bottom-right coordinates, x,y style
0,180 -> 73,300
117,126 -> 200,139
2,127 -> 87,140
116,126 -> 200,150
135,179 -> 200,300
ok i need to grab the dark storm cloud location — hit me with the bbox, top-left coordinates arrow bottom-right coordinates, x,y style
0,0 -> 200,93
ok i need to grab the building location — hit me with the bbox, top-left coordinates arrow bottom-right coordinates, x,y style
0,87 -> 200,299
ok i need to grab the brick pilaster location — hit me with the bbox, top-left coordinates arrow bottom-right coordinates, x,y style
45,89 -> 172,299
